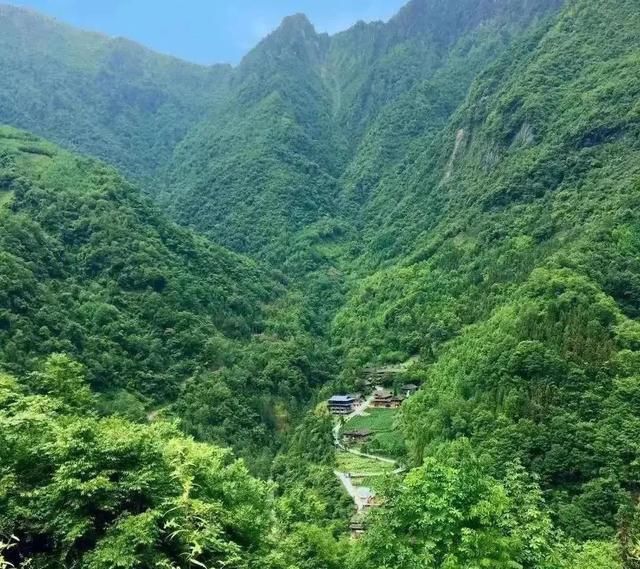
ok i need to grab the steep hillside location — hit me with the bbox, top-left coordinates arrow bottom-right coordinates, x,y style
2,0 -> 640,562
332,0 -> 640,540
329,0 -> 564,143
336,0 -> 640,364
0,126 -> 334,469
339,0 -> 562,207
163,15 -> 344,256
0,4 -> 231,182
163,0 -> 563,258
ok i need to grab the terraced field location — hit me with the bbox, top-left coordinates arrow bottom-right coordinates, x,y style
342,408 -> 405,459
336,451 -> 395,475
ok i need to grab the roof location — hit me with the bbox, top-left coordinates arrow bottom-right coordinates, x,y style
344,429 -> 372,437
328,395 -> 355,403
374,390 -> 393,399
402,384 -> 418,390
357,487 -> 374,500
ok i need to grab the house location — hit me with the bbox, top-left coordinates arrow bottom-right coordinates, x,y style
358,487 -> 381,510
327,394 -> 357,415
343,428 -> 372,444
372,389 -> 392,407
372,389 -> 405,409
357,487 -> 375,508
401,384 -> 419,398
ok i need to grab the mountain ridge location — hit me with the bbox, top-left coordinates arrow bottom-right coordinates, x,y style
2,0 -> 640,565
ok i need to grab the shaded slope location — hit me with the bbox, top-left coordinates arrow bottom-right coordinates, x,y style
163,0 -> 564,261
0,126 -> 339,469
0,4 -> 231,182
0,126 -> 274,397
332,0 -> 640,540
163,15 -> 343,256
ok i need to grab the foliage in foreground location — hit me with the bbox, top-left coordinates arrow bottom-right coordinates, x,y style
0,355 -> 351,569
351,441 -> 623,569
1,356 -> 627,569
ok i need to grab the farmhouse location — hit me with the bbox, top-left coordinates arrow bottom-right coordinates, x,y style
372,389 -> 404,409
401,383 -> 419,397
327,394 -> 357,415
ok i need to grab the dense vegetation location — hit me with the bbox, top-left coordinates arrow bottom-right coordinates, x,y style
2,0 -> 640,566
0,4 -> 231,183
161,0 -> 563,260
0,126 -> 335,471
332,0 -> 640,544
0,356 -> 350,569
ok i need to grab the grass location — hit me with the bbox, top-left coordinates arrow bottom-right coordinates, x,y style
351,475 -> 389,491
341,408 -> 405,459
336,451 -> 395,475
346,408 -> 397,432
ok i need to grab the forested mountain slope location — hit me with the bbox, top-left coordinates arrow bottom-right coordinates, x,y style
336,0 -> 640,367
2,0 -> 640,565
0,126 -> 334,470
0,0 -> 565,261
331,0 -> 640,543
163,0 -> 563,257
163,14 -> 344,255
0,4 -> 231,182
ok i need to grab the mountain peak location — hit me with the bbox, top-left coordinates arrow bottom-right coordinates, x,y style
269,13 -> 319,44
240,11 -> 324,68
279,13 -> 315,33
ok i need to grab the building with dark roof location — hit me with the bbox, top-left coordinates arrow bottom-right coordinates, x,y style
328,394 -> 357,415
372,389 -> 404,408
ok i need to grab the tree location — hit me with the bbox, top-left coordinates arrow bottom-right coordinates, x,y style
350,441 -> 555,569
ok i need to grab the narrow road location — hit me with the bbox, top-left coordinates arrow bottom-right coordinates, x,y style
346,447 -> 396,464
333,394 -> 406,510
335,471 -> 369,511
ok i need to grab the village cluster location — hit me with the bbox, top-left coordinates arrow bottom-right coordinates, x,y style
326,379 -> 419,538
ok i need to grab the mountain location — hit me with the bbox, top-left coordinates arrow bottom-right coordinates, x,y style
0,126 -> 335,470
162,14 -> 343,255
162,0 -> 563,257
333,0 -> 640,542
0,4 -> 231,183
0,0 -> 564,260
2,0 -> 640,565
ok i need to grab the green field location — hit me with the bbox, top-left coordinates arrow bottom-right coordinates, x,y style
351,475 -> 390,491
341,408 -> 406,459
346,408 -> 397,432
336,451 -> 395,475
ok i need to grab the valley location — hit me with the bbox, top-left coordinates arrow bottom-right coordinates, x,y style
1,0 -> 639,567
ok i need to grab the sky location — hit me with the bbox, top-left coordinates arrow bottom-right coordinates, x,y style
10,0 -> 408,65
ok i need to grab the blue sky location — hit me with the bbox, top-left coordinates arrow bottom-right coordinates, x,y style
10,0 -> 408,64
